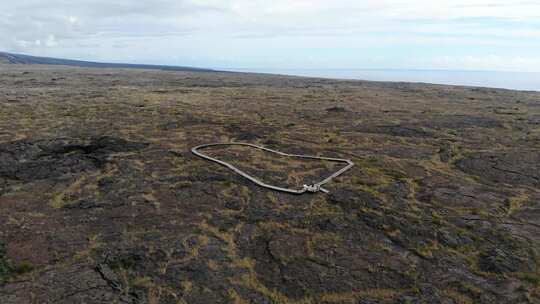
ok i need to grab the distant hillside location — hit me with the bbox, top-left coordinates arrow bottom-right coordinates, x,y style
0,51 -> 214,72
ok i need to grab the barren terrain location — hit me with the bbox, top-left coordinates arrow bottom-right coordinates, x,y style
1,65 -> 539,303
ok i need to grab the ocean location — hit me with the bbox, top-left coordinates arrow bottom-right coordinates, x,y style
227,68 -> 540,92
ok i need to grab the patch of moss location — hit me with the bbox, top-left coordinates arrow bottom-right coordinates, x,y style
180,280 -> 193,294
0,244 -> 34,283
504,192 -> 528,216
414,240 -> 440,259
107,254 -> 141,270
228,288 -> 250,304
431,211 -> 444,225
0,243 -> 12,283
49,174 -> 90,208
438,142 -> 461,162
443,289 -> 474,304
455,281 -> 483,300
131,276 -> 153,289
13,261 -> 34,275
517,272 -> 540,286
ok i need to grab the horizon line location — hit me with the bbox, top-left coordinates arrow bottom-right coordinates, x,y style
3,50 -> 539,75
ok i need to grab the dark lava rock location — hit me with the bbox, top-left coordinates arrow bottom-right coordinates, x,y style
357,300 -> 381,304
397,295 -> 421,304
438,142 -> 460,162
0,136 -> 147,183
97,176 -> 116,191
224,123 -> 275,141
224,200 -> 243,211
62,199 -> 104,210
159,113 -> 206,129
326,106 -> 349,112
328,189 -> 382,212
425,114 -> 503,130
382,180 -> 411,200
478,248 -> 521,274
268,235 -> 309,262
358,125 -> 434,138
0,242 -> 11,284
95,263 -> 122,292
2,64 -> 540,304
106,251 -> 147,272
314,217 -> 346,231
455,151 -> 539,187
437,229 -> 459,248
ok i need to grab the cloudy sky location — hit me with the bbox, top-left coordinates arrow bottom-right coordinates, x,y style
1,0 -> 540,71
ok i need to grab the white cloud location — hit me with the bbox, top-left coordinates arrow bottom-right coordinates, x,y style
0,0 -> 539,71
46,34 -> 58,47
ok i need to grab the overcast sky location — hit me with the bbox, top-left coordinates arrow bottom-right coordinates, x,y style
1,0 -> 540,71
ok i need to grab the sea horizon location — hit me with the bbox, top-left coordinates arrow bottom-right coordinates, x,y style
226,68 -> 540,92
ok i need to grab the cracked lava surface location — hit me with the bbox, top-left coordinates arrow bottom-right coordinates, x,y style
1,65 -> 540,303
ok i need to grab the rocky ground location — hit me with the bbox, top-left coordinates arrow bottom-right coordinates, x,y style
0,64 -> 539,304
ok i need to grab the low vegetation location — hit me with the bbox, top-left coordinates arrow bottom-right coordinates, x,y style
0,65 -> 539,303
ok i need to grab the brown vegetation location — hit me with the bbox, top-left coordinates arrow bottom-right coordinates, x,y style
1,64 -> 539,303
